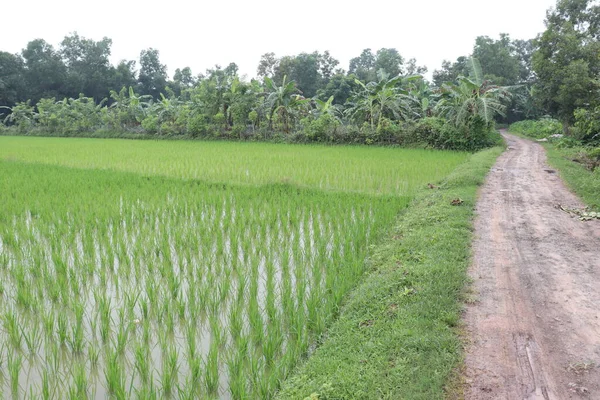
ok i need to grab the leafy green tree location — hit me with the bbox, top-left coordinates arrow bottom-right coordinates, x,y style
0,52 -> 27,113
138,48 -> 168,99
109,60 -> 137,95
173,67 -> 196,87
21,39 -> 68,102
432,57 -> 470,87
374,48 -> 404,78
317,51 -> 340,82
405,58 -> 428,76
349,49 -> 376,82
263,52 -> 341,98
317,73 -> 359,105
256,52 -> 278,79
513,39 -> 536,83
349,48 -> 405,82
285,52 -> 321,97
60,32 -> 114,101
473,34 -> 520,85
532,0 -> 600,129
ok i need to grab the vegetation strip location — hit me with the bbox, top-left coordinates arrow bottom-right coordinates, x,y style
276,146 -> 503,400
544,146 -> 600,211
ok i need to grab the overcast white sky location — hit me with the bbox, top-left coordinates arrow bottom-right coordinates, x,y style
3,0 -> 557,80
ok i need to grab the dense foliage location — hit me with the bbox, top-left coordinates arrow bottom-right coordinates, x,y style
1,0 -> 598,149
508,118 -> 563,139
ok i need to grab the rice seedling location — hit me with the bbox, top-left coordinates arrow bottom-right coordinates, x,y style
159,345 -> 179,397
204,337 -> 220,396
7,350 -> 22,397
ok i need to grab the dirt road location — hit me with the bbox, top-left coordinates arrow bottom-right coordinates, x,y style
464,132 -> 600,399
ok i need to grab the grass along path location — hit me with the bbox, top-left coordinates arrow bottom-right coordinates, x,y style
544,145 -> 600,210
276,147 -> 503,400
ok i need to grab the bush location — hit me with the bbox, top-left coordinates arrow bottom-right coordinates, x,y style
574,106 -> 600,145
414,117 -> 497,151
141,115 -> 159,134
302,114 -> 340,142
553,136 -> 581,148
186,114 -> 209,137
509,118 -> 562,138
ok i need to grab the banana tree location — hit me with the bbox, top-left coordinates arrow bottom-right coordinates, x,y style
435,58 -> 511,127
109,86 -> 152,127
312,95 -> 342,121
1,101 -> 36,132
264,76 -> 310,133
345,70 -> 421,129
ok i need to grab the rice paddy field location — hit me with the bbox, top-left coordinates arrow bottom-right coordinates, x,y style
0,136 -> 469,399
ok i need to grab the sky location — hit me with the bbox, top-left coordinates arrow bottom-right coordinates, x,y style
3,0 -> 558,80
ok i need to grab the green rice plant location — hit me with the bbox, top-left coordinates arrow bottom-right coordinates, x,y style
3,310 -> 22,349
40,369 -> 52,400
22,321 -> 42,356
204,337 -> 220,397
133,341 -> 150,384
71,361 -> 88,398
7,350 -> 22,397
88,343 -> 100,368
68,321 -> 85,354
227,349 -> 248,399
115,319 -> 129,355
159,345 -> 179,397
134,379 -> 157,400
104,349 -> 126,399
188,354 -> 202,389
56,312 -> 68,345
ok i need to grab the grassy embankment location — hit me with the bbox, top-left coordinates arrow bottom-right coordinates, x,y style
277,146 -> 503,399
544,146 -> 600,210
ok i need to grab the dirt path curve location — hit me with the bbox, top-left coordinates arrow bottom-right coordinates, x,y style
464,132 -> 600,399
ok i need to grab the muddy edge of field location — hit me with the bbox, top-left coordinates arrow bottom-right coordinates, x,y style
464,132 -> 600,400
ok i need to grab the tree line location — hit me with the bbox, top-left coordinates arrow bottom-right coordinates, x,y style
1,0 -> 598,147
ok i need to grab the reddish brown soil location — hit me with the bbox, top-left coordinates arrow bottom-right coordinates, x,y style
464,133 -> 600,399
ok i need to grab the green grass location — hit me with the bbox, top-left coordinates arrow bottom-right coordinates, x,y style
0,137 -> 473,398
544,145 -> 600,210
276,147 -> 503,400
0,135 -> 467,196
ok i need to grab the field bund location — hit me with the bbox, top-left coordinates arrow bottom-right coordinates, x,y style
0,136 -> 469,399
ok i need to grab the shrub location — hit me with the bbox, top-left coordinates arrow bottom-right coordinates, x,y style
301,114 -> 339,142
414,117 -> 497,151
186,114 -> 209,138
141,115 -> 159,134
573,106 -> 600,145
509,118 -> 562,138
